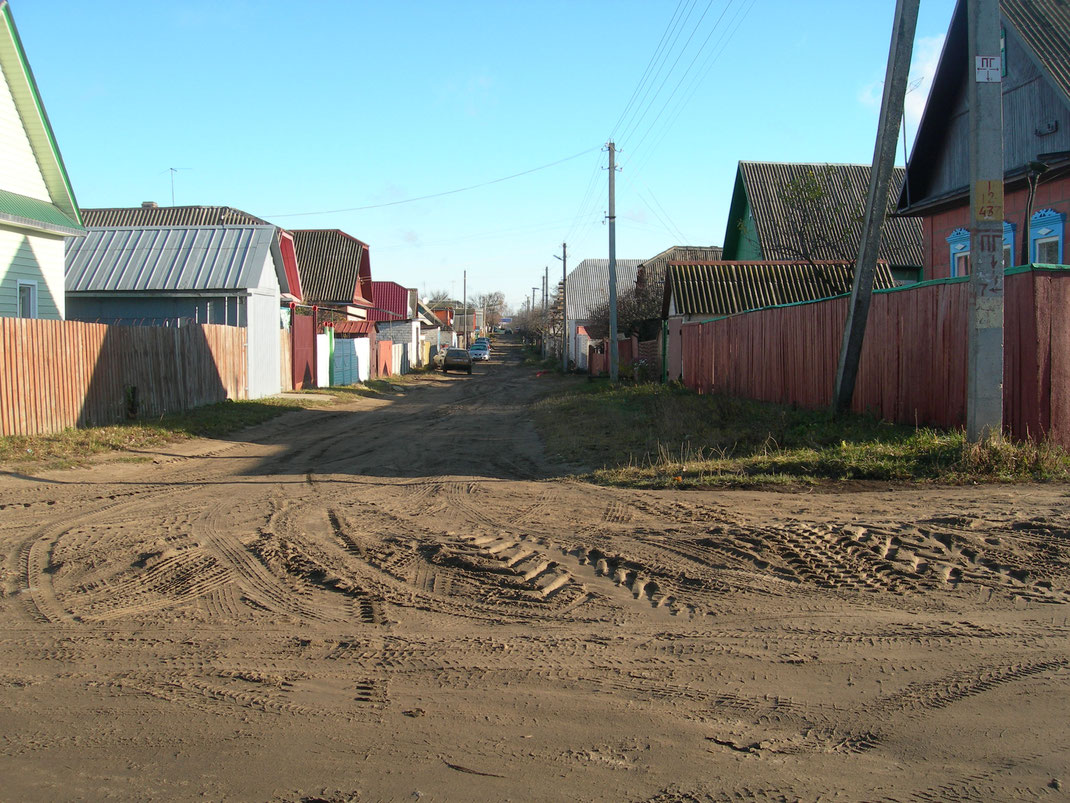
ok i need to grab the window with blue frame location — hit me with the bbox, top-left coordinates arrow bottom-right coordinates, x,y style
1030,209 -> 1066,264
947,222 -> 1016,276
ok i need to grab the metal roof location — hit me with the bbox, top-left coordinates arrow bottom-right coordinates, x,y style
565,258 -> 644,320
735,162 -> 923,268
366,281 -> 415,321
65,225 -> 279,293
291,229 -> 372,305
0,187 -> 82,235
662,260 -> 897,318
82,205 -> 273,228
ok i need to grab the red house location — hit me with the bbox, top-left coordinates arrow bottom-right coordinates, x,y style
896,0 -> 1069,275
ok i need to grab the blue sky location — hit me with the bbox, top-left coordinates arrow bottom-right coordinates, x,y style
15,0 -> 956,311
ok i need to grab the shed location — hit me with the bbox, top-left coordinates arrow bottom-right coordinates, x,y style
65,225 -> 286,398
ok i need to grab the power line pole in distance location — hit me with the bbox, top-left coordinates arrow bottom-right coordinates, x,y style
554,243 -> 567,372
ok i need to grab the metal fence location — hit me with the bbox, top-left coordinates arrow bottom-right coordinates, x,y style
0,317 -> 246,436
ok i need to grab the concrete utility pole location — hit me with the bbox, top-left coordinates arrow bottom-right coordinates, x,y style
555,243 -> 567,372
966,0 -> 1005,442
833,0 -> 919,413
543,266 -> 549,358
462,270 -> 467,346
607,141 -> 619,382
531,286 -> 538,346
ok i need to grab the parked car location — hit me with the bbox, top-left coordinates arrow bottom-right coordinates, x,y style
469,343 -> 490,361
441,347 -> 472,374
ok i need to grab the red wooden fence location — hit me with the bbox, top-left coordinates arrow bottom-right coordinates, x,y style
677,267 -> 1070,447
0,318 -> 246,437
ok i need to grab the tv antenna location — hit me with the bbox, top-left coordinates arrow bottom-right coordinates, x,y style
162,167 -> 192,206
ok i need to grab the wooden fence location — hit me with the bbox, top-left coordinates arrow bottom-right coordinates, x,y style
0,318 -> 246,437
677,266 -> 1070,447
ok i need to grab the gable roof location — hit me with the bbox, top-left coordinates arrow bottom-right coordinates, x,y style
725,162 -> 923,269
897,0 -> 1070,214
662,260 -> 897,318
65,225 -> 281,293
565,258 -> 643,320
291,229 -> 372,306
0,0 -> 82,235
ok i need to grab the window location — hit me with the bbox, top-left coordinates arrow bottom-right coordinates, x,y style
1030,209 -> 1066,264
17,281 -> 37,318
946,222 -> 1016,276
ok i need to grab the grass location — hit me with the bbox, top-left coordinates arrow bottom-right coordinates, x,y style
0,382 -> 403,468
531,380 -> 1070,488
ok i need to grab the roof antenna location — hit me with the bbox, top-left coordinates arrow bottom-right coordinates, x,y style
164,167 -> 192,206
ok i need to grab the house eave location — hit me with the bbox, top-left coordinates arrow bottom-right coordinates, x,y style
0,210 -> 85,237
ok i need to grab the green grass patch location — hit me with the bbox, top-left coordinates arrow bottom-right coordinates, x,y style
532,381 -> 1070,488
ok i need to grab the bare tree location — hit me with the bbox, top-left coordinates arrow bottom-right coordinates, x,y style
764,166 -> 862,266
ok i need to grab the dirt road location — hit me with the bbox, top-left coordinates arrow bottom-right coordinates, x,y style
1,341 -> 1068,801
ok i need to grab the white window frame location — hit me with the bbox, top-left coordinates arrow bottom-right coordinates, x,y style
17,280 -> 38,318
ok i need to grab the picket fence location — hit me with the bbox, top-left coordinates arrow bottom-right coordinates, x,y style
0,318 -> 246,437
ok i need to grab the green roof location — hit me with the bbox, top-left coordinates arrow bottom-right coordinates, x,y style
0,187 -> 83,235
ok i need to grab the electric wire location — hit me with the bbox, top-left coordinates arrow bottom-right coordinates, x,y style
265,146 -> 599,218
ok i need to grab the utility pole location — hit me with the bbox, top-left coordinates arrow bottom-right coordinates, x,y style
531,286 -> 538,347
554,243 -> 567,372
966,0 -> 1005,441
833,0 -> 919,413
463,270 -> 467,346
607,141 -> 619,382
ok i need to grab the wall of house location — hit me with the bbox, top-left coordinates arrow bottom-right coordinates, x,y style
0,66 -> 51,201
923,27 -> 1070,202
0,225 -> 64,318
922,176 -> 1070,278
722,196 -> 762,261
66,293 -> 248,326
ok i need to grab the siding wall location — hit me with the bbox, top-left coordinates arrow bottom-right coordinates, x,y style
677,268 -> 1070,447
0,318 -> 246,436
0,60 -> 50,201
0,225 -> 65,318
245,288 -> 281,398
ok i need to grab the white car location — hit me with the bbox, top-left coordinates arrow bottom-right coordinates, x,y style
469,344 -> 490,361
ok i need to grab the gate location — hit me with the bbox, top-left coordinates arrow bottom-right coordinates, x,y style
291,313 -> 316,389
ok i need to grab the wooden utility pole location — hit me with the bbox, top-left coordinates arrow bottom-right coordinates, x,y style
607,141 -> 619,382
966,0 -> 1005,442
833,0 -> 919,413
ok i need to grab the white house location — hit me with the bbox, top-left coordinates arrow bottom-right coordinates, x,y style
0,0 -> 84,319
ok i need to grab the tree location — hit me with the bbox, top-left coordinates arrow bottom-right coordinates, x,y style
585,280 -> 662,342
764,166 -> 863,266
426,289 -> 456,308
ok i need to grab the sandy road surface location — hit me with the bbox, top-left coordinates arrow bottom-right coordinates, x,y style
1,340 -> 1069,802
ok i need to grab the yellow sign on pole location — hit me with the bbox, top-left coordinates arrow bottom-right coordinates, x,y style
975,180 -> 1004,221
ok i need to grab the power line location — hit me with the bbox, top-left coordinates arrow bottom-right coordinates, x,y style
265,147 -> 599,218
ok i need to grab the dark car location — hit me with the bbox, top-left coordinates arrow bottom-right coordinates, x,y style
441,347 -> 472,374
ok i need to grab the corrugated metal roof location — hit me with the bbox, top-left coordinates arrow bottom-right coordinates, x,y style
65,225 -> 278,293
330,320 -> 374,335
366,280 -> 414,321
0,187 -> 82,234
738,162 -> 924,268
291,229 -> 371,305
82,205 -> 272,228
565,258 -> 644,320
663,260 -> 897,318
1004,0 -> 1070,102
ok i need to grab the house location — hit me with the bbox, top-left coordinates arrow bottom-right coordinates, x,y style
564,257 -> 643,370
722,161 -> 924,284
81,204 -> 303,304
0,0 -> 84,319
65,224 -> 288,399
895,0 -> 1070,276
636,245 -> 723,297
661,260 -> 897,381
291,229 -> 373,319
